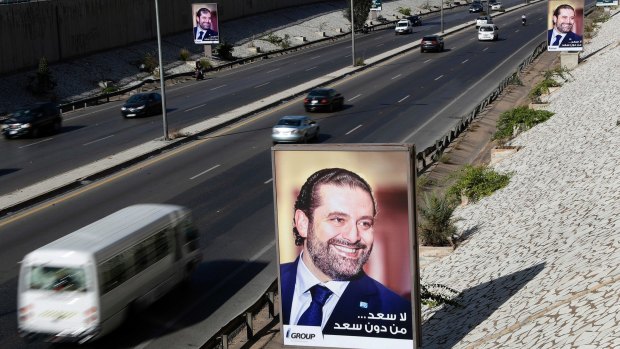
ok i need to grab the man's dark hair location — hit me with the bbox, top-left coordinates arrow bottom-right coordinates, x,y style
292,168 -> 376,246
196,7 -> 210,18
553,4 -> 575,21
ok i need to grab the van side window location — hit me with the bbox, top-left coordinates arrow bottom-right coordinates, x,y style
101,254 -> 129,294
180,219 -> 200,252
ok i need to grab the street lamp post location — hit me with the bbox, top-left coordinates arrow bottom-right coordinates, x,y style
154,0 -> 169,140
440,0 -> 444,33
351,0 -> 356,66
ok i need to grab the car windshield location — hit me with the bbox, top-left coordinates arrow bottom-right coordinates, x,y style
480,27 -> 493,32
308,90 -> 329,97
423,36 -> 437,41
7,109 -> 35,122
28,265 -> 87,292
277,119 -> 302,126
397,22 -> 408,27
127,94 -> 149,103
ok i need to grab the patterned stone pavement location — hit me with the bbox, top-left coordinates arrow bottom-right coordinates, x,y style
420,10 -> 620,348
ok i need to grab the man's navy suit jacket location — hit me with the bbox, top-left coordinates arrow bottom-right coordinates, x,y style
280,258 -> 413,339
193,27 -> 218,41
547,30 -> 582,47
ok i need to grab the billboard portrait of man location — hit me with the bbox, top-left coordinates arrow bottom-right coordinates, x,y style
272,144 -> 420,349
547,0 -> 584,51
192,3 -> 219,45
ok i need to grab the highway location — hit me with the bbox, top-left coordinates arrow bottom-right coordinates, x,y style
0,1 -> 555,348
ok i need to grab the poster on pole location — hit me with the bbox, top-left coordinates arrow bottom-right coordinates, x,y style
596,0 -> 618,6
547,0 -> 584,51
192,3 -> 219,45
272,144 -> 420,349
371,0 -> 382,11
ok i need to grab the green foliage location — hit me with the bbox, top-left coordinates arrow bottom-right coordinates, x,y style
397,6 -> 412,16
263,33 -> 291,49
179,48 -> 191,61
355,57 -> 366,66
528,78 -> 562,103
421,283 -> 461,307
493,106 -> 554,141
342,0 -> 372,31
28,56 -> 56,95
198,58 -> 212,70
418,192 -> 461,246
280,34 -> 292,49
142,52 -> 158,73
543,66 -> 572,82
101,84 -> 118,94
446,165 -> 511,203
214,42 -> 234,60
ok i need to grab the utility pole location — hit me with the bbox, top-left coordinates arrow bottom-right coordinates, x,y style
154,0 -> 168,140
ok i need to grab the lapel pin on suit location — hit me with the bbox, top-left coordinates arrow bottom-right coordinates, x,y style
359,301 -> 368,308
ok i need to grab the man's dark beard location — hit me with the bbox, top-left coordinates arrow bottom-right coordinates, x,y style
306,224 -> 372,281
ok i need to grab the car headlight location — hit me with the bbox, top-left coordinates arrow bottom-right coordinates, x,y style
21,123 -> 31,128
136,105 -> 145,110
121,107 -> 127,111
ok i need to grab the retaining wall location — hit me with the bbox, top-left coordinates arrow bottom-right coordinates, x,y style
0,0 -> 330,74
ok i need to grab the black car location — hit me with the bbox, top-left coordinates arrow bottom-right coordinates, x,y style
2,102 -> 62,139
469,3 -> 484,13
407,15 -> 422,26
303,88 -> 344,112
420,35 -> 444,53
121,92 -> 162,118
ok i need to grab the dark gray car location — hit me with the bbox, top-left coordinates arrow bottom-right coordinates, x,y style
2,102 -> 62,139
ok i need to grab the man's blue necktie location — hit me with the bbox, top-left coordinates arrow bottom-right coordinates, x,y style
297,285 -> 332,326
198,31 -> 205,40
552,35 -> 562,46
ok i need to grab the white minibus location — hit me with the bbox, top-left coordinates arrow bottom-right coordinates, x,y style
17,204 -> 202,343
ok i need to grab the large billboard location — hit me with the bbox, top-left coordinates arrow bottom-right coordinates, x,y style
192,3 -> 220,45
596,0 -> 618,6
547,0 -> 584,51
371,0 -> 382,11
272,144 -> 420,349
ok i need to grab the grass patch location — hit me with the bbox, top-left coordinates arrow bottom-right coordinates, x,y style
446,165 -> 511,204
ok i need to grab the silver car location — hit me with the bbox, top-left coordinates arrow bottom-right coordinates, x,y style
272,115 -> 320,144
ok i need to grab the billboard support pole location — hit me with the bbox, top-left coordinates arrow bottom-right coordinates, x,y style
351,0 -> 355,67
204,45 -> 212,58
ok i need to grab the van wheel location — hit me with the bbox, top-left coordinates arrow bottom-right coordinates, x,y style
53,120 -> 62,134
31,127 -> 40,138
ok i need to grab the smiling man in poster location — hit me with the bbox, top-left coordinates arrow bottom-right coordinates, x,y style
273,145 -> 419,349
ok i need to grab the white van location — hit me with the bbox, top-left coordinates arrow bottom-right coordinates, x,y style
478,24 -> 499,41
17,204 -> 202,343
394,19 -> 413,35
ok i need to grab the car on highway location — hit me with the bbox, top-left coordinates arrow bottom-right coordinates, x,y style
420,35 -> 444,53
121,92 -> 162,118
303,88 -> 344,112
490,1 -> 503,10
469,3 -> 484,13
476,15 -> 493,28
394,19 -> 413,35
478,24 -> 499,41
407,15 -> 422,26
272,115 -> 319,144
1,102 -> 62,139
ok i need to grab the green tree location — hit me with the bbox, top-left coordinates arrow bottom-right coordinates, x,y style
342,0 -> 372,31
418,192 -> 461,246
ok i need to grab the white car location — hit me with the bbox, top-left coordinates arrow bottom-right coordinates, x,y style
476,15 -> 492,29
394,19 -> 413,35
491,2 -> 503,10
478,24 -> 499,41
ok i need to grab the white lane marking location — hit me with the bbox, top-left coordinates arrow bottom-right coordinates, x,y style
398,95 -> 410,103
305,66 -> 318,71
348,94 -> 362,101
18,138 -> 53,148
423,59 -> 432,63
400,34 -> 545,143
346,125 -> 362,135
255,81 -> 271,88
482,47 -> 489,51
134,240 -> 277,349
266,68 -> 280,74
435,75 -> 444,81
377,43 -> 384,47
344,54 -> 351,58
462,59 -> 469,64
264,178 -> 273,184
83,135 -> 114,146
210,85 -> 226,91
310,55 -> 321,60
189,164 -> 221,180
185,104 -> 206,112
391,74 -> 402,80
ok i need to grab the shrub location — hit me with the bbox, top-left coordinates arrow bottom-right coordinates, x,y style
397,7 -> 412,16
197,58 -> 212,70
421,283 -> 461,307
528,78 -> 562,103
355,57 -> 365,66
264,32 -> 282,45
418,192 -> 461,246
493,106 -> 554,141
280,34 -> 292,49
179,48 -> 191,61
214,42 -> 234,60
142,52 -> 159,73
446,165 -> 511,203
28,57 -> 56,95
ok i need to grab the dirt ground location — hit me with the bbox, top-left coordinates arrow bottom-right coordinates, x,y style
220,50 -> 561,349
